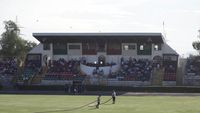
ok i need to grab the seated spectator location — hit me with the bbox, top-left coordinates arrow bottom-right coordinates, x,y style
0,57 -> 17,76
44,59 -> 83,80
109,58 -> 153,81
185,57 -> 200,76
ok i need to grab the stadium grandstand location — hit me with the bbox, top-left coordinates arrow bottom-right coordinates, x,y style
13,32 -> 180,89
0,57 -> 18,89
183,56 -> 200,86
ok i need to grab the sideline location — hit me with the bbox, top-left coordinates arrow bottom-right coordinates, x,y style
1,90 -> 200,96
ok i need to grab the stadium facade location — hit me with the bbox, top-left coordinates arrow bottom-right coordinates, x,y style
26,33 -> 178,86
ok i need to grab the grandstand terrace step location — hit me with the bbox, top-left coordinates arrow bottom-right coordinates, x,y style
31,73 -> 43,84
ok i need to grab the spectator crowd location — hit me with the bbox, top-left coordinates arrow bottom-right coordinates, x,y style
163,64 -> 176,81
44,58 -> 83,80
0,58 -> 17,76
109,58 -> 153,81
185,57 -> 200,76
22,59 -> 41,80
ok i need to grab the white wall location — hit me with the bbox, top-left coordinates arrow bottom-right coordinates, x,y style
80,64 -> 96,76
42,43 -> 53,66
29,43 -> 53,66
163,43 -> 178,55
151,43 -> 163,59
67,43 -> 82,55
82,55 -> 122,64
106,55 -> 121,64
121,43 -> 137,56
29,43 -> 43,54
82,55 -> 98,63
80,63 -> 120,76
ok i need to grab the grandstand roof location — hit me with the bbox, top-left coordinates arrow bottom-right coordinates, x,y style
163,43 -> 179,55
33,32 -> 164,43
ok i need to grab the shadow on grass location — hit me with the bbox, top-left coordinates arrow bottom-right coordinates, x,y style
88,107 -> 98,110
34,108 -> 78,113
35,106 -> 100,113
35,100 -> 97,113
103,103 -> 113,105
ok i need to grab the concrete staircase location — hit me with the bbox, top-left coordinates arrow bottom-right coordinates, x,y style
151,68 -> 164,86
176,59 -> 187,86
31,66 -> 47,84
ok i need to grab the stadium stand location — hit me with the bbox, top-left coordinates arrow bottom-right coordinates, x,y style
163,65 -> 176,81
109,58 -> 153,81
183,57 -> 200,85
22,58 -> 41,80
23,33 -> 179,86
44,59 -> 84,80
185,57 -> 200,76
0,57 -> 18,89
0,58 -> 17,75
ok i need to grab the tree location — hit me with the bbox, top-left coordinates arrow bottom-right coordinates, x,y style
0,20 -> 19,56
193,30 -> 200,54
0,20 -> 37,64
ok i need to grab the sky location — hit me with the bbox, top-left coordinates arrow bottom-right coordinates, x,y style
0,0 -> 200,57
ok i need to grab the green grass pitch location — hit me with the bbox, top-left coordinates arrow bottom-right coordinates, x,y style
0,94 -> 200,113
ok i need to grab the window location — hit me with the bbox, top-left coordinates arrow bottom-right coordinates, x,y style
154,45 -> 158,50
137,43 -> 152,55
53,43 -> 67,55
123,45 -> 129,50
69,45 -> 80,49
43,43 -> 50,50
139,45 -> 144,50
27,54 -> 41,61
129,45 -> 135,50
123,44 -> 135,50
154,44 -> 161,51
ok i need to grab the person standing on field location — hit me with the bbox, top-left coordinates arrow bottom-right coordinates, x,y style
112,90 -> 116,104
96,95 -> 101,108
